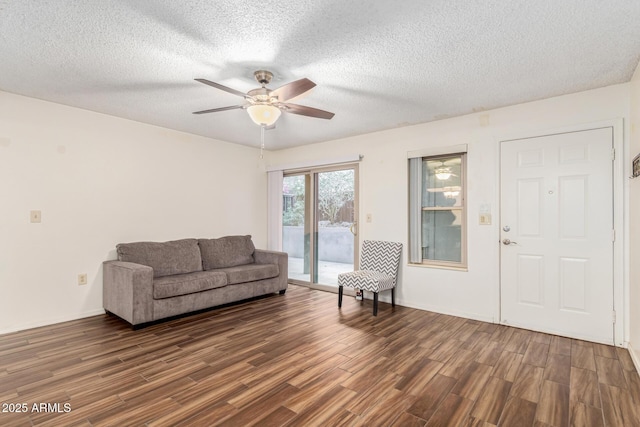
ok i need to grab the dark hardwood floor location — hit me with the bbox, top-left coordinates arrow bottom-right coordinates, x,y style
0,285 -> 639,426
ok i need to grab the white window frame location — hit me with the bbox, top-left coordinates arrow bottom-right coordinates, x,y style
408,145 -> 467,269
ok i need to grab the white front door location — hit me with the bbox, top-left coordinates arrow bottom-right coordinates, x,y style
500,127 -> 614,344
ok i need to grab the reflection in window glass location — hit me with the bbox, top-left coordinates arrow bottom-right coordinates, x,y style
422,156 -> 463,208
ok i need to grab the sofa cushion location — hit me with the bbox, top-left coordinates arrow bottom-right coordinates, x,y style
198,235 -> 255,270
153,271 -> 227,299
117,239 -> 203,278
219,263 -> 280,285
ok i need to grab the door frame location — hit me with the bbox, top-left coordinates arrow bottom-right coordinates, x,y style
283,163 -> 360,293
498,119 -> 625,346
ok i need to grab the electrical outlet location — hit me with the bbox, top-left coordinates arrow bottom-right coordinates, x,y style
78,274 -> 88,286
30,210 -> 41,223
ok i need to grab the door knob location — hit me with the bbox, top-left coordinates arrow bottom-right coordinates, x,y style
502,238 -> 517,245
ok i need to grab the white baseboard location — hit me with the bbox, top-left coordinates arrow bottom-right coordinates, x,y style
395,297 -> 495,324
629,343 -> 640,373
0,309 -> 106,335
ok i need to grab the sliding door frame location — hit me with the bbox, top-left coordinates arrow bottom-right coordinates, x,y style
284,163 -> 359,293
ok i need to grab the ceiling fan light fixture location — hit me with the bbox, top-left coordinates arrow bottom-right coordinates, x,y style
435,167 -> 452,180
247,104 -> 281,126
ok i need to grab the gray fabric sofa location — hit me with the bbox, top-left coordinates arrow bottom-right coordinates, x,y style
103,235 -> 288,327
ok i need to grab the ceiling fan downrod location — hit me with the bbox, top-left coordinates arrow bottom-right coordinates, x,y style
253,70 -> 273,86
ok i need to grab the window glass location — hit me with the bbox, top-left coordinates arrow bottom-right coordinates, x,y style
421,210 -> 462,262
409,152 -> 466,268
422,156 -> 463,208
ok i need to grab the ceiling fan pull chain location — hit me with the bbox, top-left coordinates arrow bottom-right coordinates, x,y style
260,125 -> 265,159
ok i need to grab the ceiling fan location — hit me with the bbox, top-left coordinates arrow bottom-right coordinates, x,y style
193,70 -> 335,127
427,158 -> 461,180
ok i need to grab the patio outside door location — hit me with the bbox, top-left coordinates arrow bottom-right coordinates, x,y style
282,165 -> 358,290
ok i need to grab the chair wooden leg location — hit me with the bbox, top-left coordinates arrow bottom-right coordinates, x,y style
391,288 -> 395,307
338,285 -> 343,308
373,292 -> 378,316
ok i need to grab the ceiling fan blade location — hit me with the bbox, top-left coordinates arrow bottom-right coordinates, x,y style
271,78 -> 316,102
282,103 -> 334,120
192,105 -> 244,115
195,78 -> 247,98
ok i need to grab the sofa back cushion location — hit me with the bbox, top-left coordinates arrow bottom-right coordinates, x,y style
198,235 -> 255,270
117,238 -> 203,278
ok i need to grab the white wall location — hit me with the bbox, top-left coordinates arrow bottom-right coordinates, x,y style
629,64 -> 640,365
2,83 -> 632,338
0,91 -> 267,334
268,84 -> 630,331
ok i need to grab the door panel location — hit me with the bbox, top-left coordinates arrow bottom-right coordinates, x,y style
559,257 -> 587,312
500,127 -> 614,344
517,254 -> 544,306
517,179 -> 543,236
315,168 -> 356,286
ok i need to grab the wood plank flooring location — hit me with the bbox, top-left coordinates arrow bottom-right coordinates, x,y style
0,284 -> 639,426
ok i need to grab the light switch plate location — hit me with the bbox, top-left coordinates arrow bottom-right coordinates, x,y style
479,214 -> 491,225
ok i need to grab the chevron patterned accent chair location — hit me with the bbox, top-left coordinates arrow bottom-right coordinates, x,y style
337,240 -> 403,316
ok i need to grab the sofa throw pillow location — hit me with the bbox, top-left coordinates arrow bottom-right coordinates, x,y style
199,235 -> 255,270
117,238 -> 203,278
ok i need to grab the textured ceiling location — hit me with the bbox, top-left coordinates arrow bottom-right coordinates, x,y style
1,1 -> 640,150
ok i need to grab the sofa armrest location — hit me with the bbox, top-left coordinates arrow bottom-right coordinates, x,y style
254,249 -> 288,288
103,261 -> 154,325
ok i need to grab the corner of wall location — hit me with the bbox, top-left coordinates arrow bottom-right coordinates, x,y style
628,343 -> 640,374
628,60 -> 640,355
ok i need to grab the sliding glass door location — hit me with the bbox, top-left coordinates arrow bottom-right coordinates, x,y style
283,173 -> 312,283
282,165 -> 358,289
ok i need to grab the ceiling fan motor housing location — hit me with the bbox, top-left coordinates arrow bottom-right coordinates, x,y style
247,87 -> 277,104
